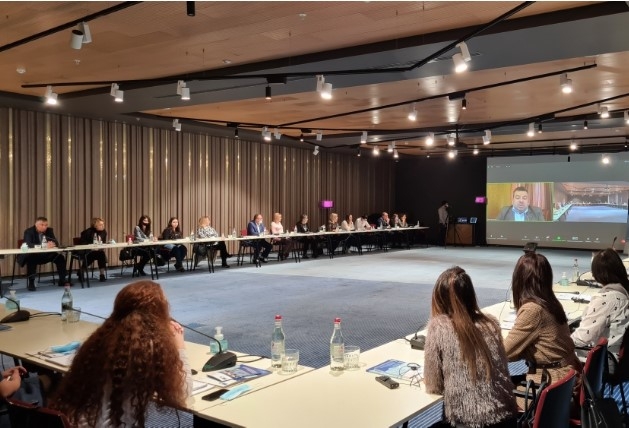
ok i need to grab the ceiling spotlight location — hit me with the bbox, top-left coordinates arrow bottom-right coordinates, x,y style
447,134 -> 455,146
313,145 -> 319,156
393,149 -> 399,159
625,111 -> 629,125
172,118 -> 181,131
274,128 -> 282,139
560,73 -> 573,94
44,85 -> 58,105
601,153 -> 610,164
70,22 -> 91,49
299,133 -> 304,142
262,127 -> 272,142
316,75 -> 332,100
570,140 -> 577,151
425,132 -> 434,146
583,120 -> 588,130
537,123 -> 543,133
407,103 -> 417,121
110,83 -> 123,102
356,148 -> 361,157
265,85 -> 272,100
527,122 -> 535,137
316,131 -> 322,141
187,1 -> 195,16
482,130 -> 491,145
360,131 -> 367,144
387,142 -> 395,153
473,147 -> 479,155
461,98 -> 467,110
448,150 -> 457,159
599,105 -> 609,118
373,146 -> 379,156
177,80 -> 190,100
453,41 -> 471,73
234,128 -> 239,138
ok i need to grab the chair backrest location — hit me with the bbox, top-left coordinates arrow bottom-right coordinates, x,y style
7,398 -> 73,428
72,237 -> 81,246
532,369 -> 576,428
240,229 -> 247,237
580,337 -> 608,405
17,239 -> 24,248
612,326 -> 629,381
125,234 -> 134,243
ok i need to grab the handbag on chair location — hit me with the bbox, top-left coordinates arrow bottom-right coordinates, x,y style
581,375 -> 623,428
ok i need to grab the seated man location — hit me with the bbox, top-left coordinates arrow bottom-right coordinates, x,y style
377,212 -> 391,229
496,186 -> 544,221
247,214 -> 272,263
78,217 -> 108,282
17,217 -> 69,291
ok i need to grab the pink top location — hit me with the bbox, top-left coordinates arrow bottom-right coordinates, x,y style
270,221 -> 284,234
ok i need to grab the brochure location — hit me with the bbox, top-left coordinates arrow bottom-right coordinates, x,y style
205,364 -> 271,387
366,359 -> 423,381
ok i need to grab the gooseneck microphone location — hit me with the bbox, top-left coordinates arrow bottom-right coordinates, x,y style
1,297 -> 31,323
172,319 -> 237,372
612,236 -> 618,250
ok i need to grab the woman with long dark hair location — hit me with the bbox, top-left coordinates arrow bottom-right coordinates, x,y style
505,252 -> 581,389
424,267 -> 518,428
572,248 -> 629,356
51,280 -> 192,427
161,217 -> 188,272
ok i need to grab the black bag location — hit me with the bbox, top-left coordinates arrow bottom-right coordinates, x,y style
516,378 -> 548,428
154,253 -> 166,267
581,375 -> 624,428
118,248 -> 134,261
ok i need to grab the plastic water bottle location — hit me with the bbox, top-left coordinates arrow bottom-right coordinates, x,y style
41,235 -> 47,249
210,326 -> 228,354
330,317 -> 345,371
190,231 -> 195,241
61,286 -> 73,321
572,258 -> 579,282
93,233 -> 98,245
232,228 -> 237,238
148,232 -> 154,242
293,226 -> 297,234
560,272 -> 569,287
5,289 -> 19,311
271,315 -> 286,368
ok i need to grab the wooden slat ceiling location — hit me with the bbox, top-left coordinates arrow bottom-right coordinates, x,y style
1,1 -> 628,157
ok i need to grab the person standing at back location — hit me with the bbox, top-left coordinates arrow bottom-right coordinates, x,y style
437,201 -> 449,247
424,267 -> 518,428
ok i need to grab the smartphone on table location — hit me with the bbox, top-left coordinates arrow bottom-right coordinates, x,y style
201,388 -> 229,401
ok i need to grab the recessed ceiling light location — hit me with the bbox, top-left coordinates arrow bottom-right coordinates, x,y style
222,59 -> 232,64
16,66 -> 26,74
298,13 -> 307,19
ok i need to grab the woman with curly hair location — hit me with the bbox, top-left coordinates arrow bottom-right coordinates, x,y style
51,280 -> 192,427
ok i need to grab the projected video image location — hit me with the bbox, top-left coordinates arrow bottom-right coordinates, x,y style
553,182 -> 629,223
487,182 -> 553,222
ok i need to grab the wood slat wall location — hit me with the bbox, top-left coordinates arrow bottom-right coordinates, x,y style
0,107 -> 394,275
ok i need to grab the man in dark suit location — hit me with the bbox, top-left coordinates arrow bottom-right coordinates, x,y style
17,216 -> 69,291
247,213 -> 272,263
496,187 -> 544,221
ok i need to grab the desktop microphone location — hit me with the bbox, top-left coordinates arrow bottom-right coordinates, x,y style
612,236 -> 618,250
0,297 -> 31,323
409,324 -> 426,350
173,319 -> 237,372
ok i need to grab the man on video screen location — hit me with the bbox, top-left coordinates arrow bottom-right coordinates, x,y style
496,186 -> 544,221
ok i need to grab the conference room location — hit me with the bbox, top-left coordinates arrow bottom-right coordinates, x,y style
1,2 -> 629,427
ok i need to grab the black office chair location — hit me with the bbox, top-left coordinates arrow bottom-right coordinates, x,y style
11,239 -> 56,287
68,237 -> 90,288
192,242 -> 216,273
236,229 -> 260,267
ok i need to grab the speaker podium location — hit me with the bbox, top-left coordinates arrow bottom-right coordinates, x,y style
446,224 -> 473,246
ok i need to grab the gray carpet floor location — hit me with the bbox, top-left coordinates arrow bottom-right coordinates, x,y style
2,245 -> 604,427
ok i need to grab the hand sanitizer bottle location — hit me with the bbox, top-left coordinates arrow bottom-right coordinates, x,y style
560,272 -> 569,286
210,326 -> 228,354
5,289 -> 19,311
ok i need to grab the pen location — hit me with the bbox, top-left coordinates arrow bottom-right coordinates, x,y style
6,375 -> 12,381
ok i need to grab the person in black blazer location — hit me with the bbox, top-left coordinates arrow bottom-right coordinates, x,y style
18,216 -> 69,291
247,214 -> 272,263
78,217 -> 108,282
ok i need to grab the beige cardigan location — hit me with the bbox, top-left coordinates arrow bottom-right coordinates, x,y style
424,314 -> 518,428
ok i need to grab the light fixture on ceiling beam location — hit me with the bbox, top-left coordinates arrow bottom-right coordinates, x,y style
482,130 -> 491,145
274,128 -> 282,139
299,133 -> 304,142
177,80 -> 190,100
461,98 -> 467,110
447,134 -> 455,146
425,132 -> 434,146
313,145 -> 319,156
360,131 -> 367,144
316,75 -> 332,100
452,42 -> 471,73
70,22 -> 91,49
187,1 -> 195,16
387,142 -> 395,153
537,123 -> 543,133
570,139 -> 577,151
373,146 -> 379,156
601,153 -> 610,164
262,126 -> 271,142
110,83 -> 123,102
265,85 -> 272,100
583,120 -> 588,130
560,73 -> 572,94
316,131 -> 322,141
473,146 -> 479,155
407,103 -> 417,121
527,122 -> 535,137
599,104 -> 609,118
172,119 -> 181,132
625,111 -> 629,125
44,85 -> 58,105
234,128 -> 239,138
393,149 -> 399,159
448,149 -> 457,159
356,148 -> 361,157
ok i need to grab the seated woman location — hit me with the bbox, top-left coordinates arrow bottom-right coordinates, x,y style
51,280 -> 193,427
296,214 -> 321,259
161,217 -> 188,272
504,252 -> 582,397
571,248 -> 629,357
399,213 -> 409,228
326,212 -> 343,255
196,216 -> 231,268
78,217 -> 109,282
424,267 -> 518,428
131,215 -> 154,276
340,214 -> 360,254
270,212 -> 292,260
